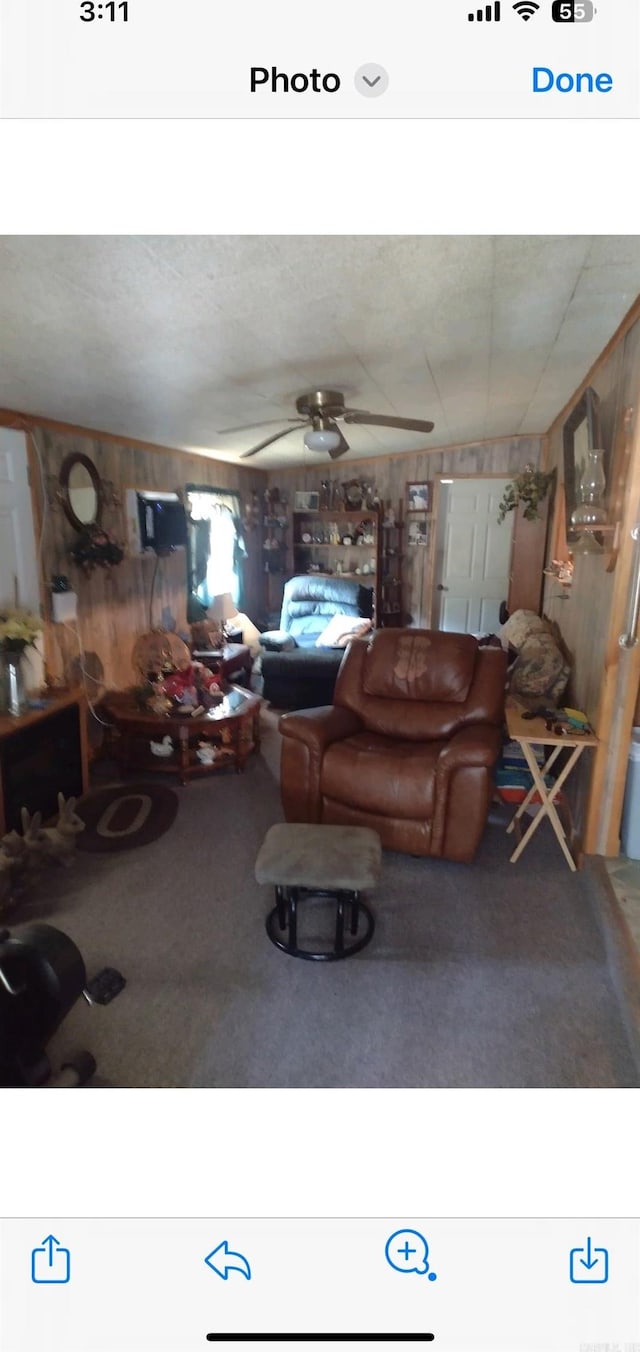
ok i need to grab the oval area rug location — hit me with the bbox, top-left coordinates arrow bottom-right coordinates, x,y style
75,782 -> 179,852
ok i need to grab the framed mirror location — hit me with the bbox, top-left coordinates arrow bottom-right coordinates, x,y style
59,453 -> 102,531
563,386 -> 601,545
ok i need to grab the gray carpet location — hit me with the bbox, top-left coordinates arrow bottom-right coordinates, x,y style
31,745 -> 640,1088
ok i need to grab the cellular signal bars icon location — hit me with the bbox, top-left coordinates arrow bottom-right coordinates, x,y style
468,2 -> 501,17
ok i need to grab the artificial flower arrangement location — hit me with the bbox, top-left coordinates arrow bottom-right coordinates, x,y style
160,661 -> 224,708
138,661 -> 224,716
69,524 -> 124,573
0,606 -> 42,653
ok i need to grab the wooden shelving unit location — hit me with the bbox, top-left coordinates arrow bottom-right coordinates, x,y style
262,512 -> 288,624
291,508 -> 382,623
380,500 -> 404,626
404,481 -> 437,627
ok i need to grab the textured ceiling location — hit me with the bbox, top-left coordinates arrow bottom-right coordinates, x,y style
1,235 -> 639,469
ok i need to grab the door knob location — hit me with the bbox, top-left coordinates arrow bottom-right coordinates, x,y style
436,584 -> 448,591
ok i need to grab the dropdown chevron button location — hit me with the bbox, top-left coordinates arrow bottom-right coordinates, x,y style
355,64 -> 389,97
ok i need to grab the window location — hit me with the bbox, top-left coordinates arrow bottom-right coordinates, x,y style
186,486 -> 246,613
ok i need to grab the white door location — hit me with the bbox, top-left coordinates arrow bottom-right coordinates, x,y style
0,427 -> 43,686
433,478 -> 513,635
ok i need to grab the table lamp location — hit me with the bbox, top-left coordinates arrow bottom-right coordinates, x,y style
208,592 -> 239,644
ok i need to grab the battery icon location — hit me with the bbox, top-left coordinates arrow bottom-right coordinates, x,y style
552,0 -> 596,19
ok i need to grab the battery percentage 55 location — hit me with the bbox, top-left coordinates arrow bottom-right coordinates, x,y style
552,1 -> 597,20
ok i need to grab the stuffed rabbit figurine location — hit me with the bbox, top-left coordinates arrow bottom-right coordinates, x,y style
19,808 -> 50,872
0,796 -> 85,909
0,813 -> 47,909
40,794 -> 85,865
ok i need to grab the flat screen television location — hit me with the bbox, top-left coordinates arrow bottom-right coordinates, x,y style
137,494 -> 187,553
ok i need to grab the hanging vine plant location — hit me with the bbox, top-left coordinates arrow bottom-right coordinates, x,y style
497,465 -> 554,524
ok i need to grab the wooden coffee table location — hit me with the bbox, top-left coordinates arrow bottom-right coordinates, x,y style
102,685 -> 261,785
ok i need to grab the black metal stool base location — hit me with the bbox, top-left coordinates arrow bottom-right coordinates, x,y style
266,885 -> 375,962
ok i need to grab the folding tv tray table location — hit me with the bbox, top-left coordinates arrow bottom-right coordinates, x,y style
504,700 -> 598,872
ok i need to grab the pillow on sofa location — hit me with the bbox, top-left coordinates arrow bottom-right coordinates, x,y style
509,633 -> 571,704
497,609 -> 550,652
315,614 -> 372,648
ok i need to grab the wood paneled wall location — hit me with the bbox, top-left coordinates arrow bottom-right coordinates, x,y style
267,435 -> 544,627
1,415 -> 267,691
542,304 -> 640,853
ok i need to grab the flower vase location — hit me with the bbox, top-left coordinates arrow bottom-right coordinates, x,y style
1,647 -> 27,716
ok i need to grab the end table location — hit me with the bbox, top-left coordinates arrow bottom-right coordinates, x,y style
192,643 -> 252,687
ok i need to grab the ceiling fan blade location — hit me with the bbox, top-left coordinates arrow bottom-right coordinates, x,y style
327,424 -> 350,460
218,417 -> 297,435
239,422 -> 306,458
343,411 -> 435,434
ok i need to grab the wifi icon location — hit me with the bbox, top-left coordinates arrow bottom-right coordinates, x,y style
513,0 -> 539,16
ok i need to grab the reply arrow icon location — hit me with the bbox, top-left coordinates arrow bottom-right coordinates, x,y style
204,1240 -> 252,1281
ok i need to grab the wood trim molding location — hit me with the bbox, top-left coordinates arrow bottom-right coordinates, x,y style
0,406 -> 266,478
0,406 -> 545,482
270,433 -> 545,478
546,294 -> 640,444
20,429 -> 55,678
584,402 -> 640,854
539,433 -> 551,473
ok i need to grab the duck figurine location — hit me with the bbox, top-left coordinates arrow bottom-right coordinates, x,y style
150,735 -> 174,757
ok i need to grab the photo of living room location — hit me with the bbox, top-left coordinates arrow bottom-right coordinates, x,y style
1,235 -> 639,1088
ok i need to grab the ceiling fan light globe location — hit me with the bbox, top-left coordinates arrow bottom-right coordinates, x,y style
303,427 -> 342,453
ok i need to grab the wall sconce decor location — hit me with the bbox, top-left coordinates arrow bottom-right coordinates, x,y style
570,446 -> 609,553
563,386 -> 606,546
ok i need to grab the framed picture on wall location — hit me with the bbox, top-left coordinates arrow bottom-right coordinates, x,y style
406,481 -> 431,513
408,518 -> 429,547
294,491 -> 320,511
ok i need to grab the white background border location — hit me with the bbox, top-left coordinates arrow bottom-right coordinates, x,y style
0,114 -> 638,1224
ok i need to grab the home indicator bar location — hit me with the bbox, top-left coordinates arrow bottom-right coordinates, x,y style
205,1338 -> 435,1345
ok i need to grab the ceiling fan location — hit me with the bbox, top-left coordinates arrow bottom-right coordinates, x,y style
228,390 -> 434,461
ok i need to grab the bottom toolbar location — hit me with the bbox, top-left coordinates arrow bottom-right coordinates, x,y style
1,1218 -> 639,1351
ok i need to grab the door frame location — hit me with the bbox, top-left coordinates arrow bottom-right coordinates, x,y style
0,424 -> 49,681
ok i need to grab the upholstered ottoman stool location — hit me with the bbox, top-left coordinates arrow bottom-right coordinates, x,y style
255,823 -> 381,962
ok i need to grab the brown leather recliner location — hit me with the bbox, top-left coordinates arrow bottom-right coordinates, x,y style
280,629 -> 507,862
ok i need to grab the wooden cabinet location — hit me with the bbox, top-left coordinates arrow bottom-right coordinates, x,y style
404,481 -> 436,628
291,509 -> 382,622
0,689 -> 89,834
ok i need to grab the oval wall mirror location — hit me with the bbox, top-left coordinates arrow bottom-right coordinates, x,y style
59,453 -> 102,531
